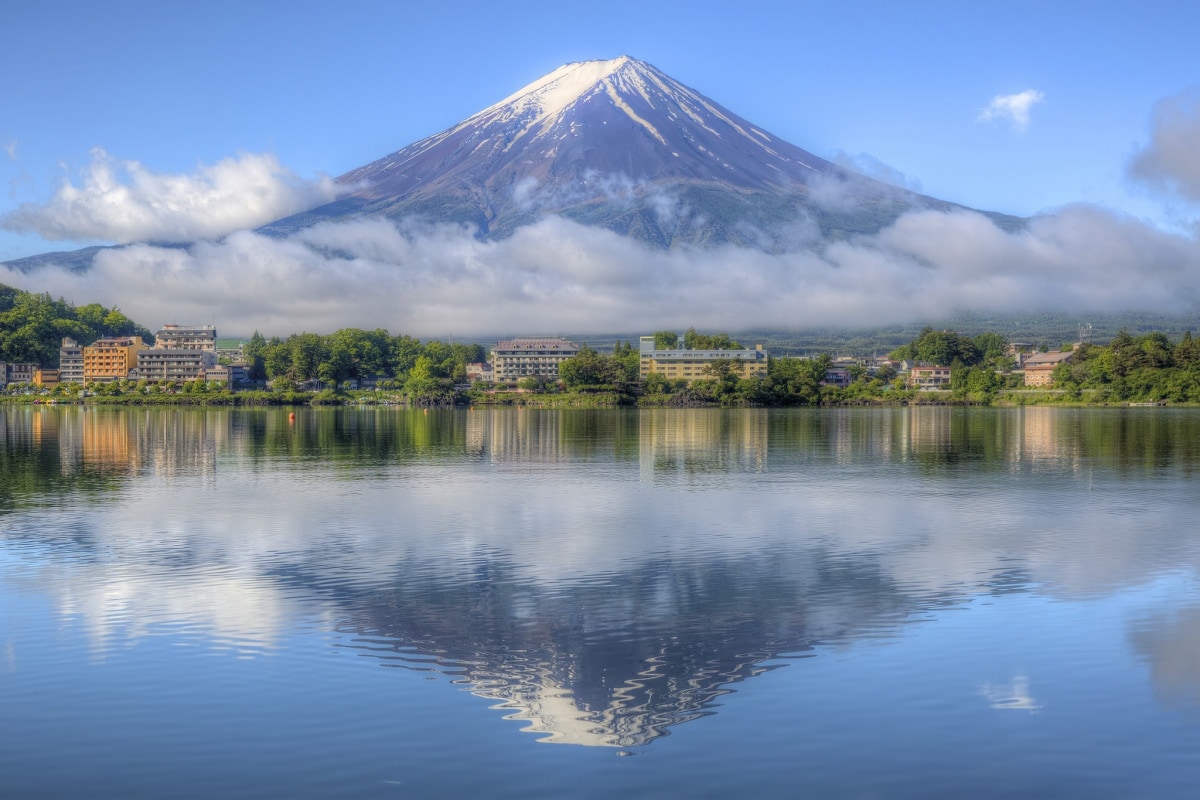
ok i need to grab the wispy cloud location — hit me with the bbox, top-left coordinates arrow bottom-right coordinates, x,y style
3,204 -> 1196,337
1128,87 -> 1200,204
978,89 -> 1045,133
830,151 -> 923,193
808,152 -> 924,213
3,138 -> 15,161
0,148 -> 342,244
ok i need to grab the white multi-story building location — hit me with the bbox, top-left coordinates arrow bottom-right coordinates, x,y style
154,324 -> 217,351
490,338 -> 580,384
135,348 -> 218,382
59,337 -> 85,383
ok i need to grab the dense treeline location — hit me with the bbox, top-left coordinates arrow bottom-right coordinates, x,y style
551,327 -> 1200,407
6,280 -> 1200,406
558,341 -> 833,407
0,283 -> 151,364
888,327 -> 1011,369
882,327 -> 1200,404
1049,330 -> 1200,403
555,342 -> 639,390
244,329 -> 486,398
652,328 -> 744,351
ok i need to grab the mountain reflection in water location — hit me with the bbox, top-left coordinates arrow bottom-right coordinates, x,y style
3,405 -> 1200,751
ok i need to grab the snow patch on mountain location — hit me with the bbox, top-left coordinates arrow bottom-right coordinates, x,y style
603,83 -> 666,144
249,55 -> 1020,249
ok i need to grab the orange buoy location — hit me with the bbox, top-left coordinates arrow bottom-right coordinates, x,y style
288,412 -> 296,424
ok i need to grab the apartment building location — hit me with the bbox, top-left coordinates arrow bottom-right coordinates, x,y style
491,338 -> 580,383
638,336 -> 769,382
3,362 -> 37,385
82,336 -> 145,383
155,324 -> 217,351
907,365 -> 952,389
59,338 -> 85,383
134,347 -> 218,382
1021,348 -> 1077,387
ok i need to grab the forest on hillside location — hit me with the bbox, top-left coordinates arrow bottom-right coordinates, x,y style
0,284 -> 152,365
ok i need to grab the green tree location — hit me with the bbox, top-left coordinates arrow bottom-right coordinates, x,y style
965,367 -> 1000,401
768,355 -> 827,405
286,333 -> 327,380
75,303 -> 108,333
244,331 -> 267,380
702,358 -> 741,392
611,340 -> 640,383
1174,331 -> 1200,368
653,331 -> 678,349
450,342 -> 486,366
317,362 -> 337,387
684,328 -> 741,350
262,337 -> 290,379
390,335 -> 423,378
404,356 -> 440,397
917,330 -> 978,366
422,340 -> 454,375
102,308 -> 138,338
326,328 -> 390,382
642,372 -> 670,395
516,376 -> 544,392
972,332 -> 1010,368
559,345 -> 620,389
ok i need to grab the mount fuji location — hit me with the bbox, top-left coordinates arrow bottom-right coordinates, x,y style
4,56 -> 1020,272
262,56 -> 1019,248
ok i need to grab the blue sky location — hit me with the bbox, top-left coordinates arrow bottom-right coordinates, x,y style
2,0 -> 1198,335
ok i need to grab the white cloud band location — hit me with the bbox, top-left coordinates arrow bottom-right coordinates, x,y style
3,205 -> 1196,337
0,148 -> 342,244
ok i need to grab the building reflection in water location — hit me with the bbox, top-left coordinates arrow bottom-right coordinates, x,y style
637,409 -> 769,481
15,407 -> 224,481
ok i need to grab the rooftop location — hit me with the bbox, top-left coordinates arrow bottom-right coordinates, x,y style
494,337 -> 579,351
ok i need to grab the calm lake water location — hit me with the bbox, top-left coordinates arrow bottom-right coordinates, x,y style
3,405 -> 1200,798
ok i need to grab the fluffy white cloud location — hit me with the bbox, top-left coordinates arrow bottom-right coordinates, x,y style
0,148 -> 341,243
977,89 -> 1045,133
3,204 -> 1196,337
1128,88 -> 1200,203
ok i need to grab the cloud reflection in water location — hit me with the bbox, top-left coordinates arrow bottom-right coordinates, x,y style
3,406 -> 1200,745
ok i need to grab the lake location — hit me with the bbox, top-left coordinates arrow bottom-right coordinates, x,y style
2,405 -> 1200,798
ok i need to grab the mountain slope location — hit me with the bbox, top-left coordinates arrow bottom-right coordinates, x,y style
4,56 -> 1023,272
263,56 -> 1018,247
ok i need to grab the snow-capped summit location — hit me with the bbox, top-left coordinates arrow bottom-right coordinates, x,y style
333,56 -> 825,203
480,56 -> 644,132
263,57 -> 1013,248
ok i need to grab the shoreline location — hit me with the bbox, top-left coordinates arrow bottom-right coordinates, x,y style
1,392 -> 1190,409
